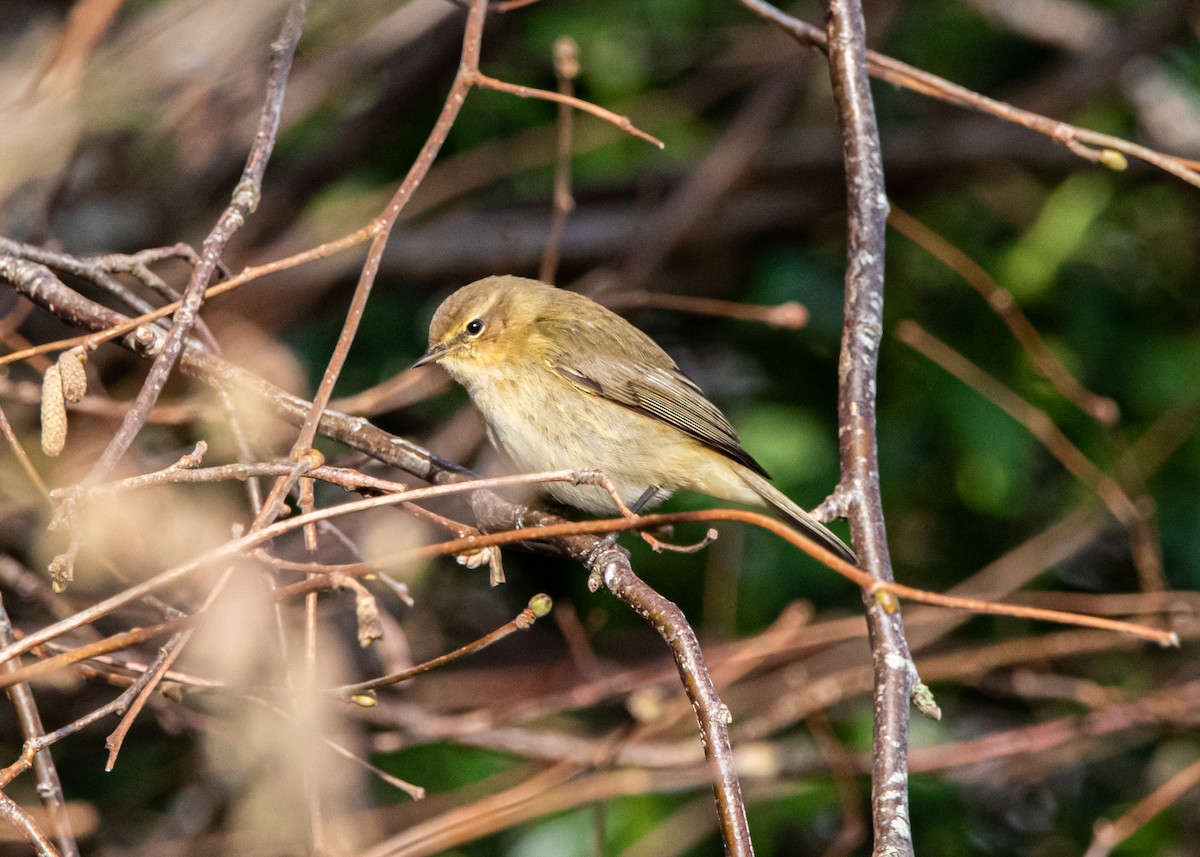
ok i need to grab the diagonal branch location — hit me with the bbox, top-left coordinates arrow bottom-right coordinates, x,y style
591,545 -> 753,857
740,0 -> 1200,188
81,0 -> 309,485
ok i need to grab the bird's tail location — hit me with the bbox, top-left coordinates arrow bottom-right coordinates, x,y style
740,470 -> 857,565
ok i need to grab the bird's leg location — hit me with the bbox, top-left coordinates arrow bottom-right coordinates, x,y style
576,476 -> 719,556
584,484 -> 659,558
610,485 -> 719,554
629,485 -> 659,514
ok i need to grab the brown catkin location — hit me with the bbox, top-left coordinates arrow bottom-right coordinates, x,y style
40,366 -> 67,457
58,347 -> 87,403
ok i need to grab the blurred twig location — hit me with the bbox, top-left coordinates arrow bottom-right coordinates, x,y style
601,291 -> 808,329
0,596 -> 75,857
539,37 -> 579,285
896,320 -> 1168,592
1084,755 -> 1200,857
888,206 -> 1119,425
740,0 -> 1200,187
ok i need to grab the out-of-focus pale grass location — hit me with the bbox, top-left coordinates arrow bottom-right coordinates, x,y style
186,569 -> 379,853
0,0 -> 291,201
207,315 -> 309,457
53,473 -> 238,598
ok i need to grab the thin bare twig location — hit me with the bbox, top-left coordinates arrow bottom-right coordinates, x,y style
337,597 -> 548,697
0,791 -> 58,857
601,292 -> 808,329
592,544 -> 754,857
467,71 -> 663,149
252,0 -> 491,531
102,630 -> 188,770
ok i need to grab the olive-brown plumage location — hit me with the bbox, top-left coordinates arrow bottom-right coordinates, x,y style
418,275 -> 855,563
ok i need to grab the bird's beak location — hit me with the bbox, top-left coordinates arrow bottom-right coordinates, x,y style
412,343 -> 447,369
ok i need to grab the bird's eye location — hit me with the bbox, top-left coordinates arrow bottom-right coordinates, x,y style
465,318 -> 485,337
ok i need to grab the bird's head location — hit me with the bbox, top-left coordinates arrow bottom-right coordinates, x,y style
415,275 -> 553,384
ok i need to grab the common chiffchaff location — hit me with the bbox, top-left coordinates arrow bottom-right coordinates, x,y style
416,275 -> 855,564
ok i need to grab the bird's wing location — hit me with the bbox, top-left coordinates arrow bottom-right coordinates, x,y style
553,357 -> 769,478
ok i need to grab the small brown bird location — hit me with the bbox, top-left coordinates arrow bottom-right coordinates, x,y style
416,275 -> 855,564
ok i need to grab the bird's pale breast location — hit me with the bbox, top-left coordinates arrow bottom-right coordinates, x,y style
466,363 -> 718,514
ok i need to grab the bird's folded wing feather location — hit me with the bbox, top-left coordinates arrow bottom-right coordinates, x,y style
553,357 -> 769,478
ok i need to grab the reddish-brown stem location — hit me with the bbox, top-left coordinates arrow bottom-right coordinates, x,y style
337,602 -> 544,697
0,489 -> 1174,693
468,71 -> 664,149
